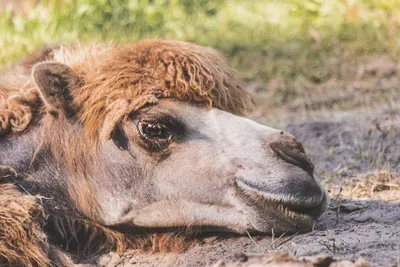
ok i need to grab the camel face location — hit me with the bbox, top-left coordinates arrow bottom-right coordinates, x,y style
1,40 -> 327,242
96,99 -> 327,234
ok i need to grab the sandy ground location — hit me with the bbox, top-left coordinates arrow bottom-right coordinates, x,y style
88,107 -> 400,267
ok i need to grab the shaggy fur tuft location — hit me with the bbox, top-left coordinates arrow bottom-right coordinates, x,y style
0,82 -> 42,136
0,39 -> 254,137
0,168 -> 55,267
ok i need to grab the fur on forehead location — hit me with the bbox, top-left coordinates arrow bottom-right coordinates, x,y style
0,39 -> 254,137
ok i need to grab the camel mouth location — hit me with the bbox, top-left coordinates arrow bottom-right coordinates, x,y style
235,177 -> 328,220
278,194 -> 328,219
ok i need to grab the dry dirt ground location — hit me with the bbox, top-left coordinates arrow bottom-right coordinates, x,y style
90,58 -> 400,267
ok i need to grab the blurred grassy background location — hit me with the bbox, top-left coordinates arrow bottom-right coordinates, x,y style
1,0 -> 400,121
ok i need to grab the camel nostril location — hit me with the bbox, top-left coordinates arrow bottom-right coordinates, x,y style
268,138 -> 314,176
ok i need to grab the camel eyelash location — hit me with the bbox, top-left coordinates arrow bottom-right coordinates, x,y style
140,137 -> 171,152
136,120 -> 173,151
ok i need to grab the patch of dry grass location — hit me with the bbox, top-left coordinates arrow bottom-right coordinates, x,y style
324,171 -> 400,202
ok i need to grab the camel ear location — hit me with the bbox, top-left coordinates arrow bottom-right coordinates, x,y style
33,62 -> 80,116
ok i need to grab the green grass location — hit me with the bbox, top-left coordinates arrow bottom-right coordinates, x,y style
1,0 -> 400,111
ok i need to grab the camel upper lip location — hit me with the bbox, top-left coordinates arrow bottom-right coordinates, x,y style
235,177 -> 327,219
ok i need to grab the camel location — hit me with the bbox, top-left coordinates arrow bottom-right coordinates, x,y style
0,40 -> 327,266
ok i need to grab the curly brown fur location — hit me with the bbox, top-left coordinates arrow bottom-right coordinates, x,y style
0,39 -> 253,138
73,40 -> 254,136
0,170 -> 58,267
0,45 -> 55,136
0,79 -> 42,136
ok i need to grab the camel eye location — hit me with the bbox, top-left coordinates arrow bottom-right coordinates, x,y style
138,121 -> 171,140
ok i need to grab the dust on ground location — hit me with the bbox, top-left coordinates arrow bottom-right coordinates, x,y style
89,57 -> 400,267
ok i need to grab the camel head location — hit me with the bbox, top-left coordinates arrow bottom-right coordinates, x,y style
90,99 -> 327,234
1,40 -> 327,237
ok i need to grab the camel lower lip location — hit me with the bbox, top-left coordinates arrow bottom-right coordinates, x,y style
235,177 -> 327,219
279,196 -> 327,218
